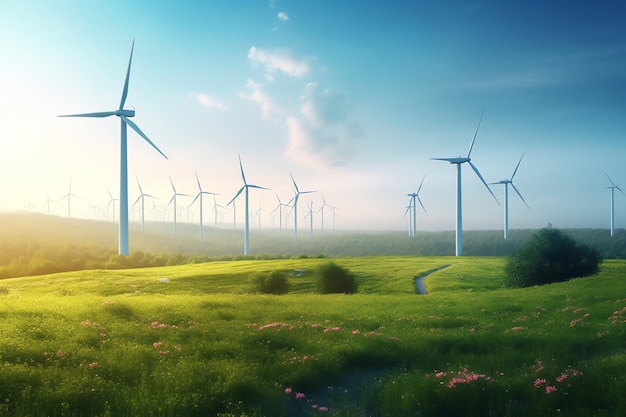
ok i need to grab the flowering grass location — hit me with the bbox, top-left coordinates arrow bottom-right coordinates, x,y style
0,257 -> 624,416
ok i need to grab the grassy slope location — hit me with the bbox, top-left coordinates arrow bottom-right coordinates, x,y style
0,257 -> 624,416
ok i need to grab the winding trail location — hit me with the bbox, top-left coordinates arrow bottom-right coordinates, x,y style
415,264 -> 453,294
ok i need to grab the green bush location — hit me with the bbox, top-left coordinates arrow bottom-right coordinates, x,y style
252,270 -> 290,294
504,227 -> 602,288
315,262 -> 358,294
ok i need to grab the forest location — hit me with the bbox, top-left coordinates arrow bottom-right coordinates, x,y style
1,212 -> 626,279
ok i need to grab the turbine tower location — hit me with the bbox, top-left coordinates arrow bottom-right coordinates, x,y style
58,40 -> 168,256
490,154 -> 529,239
133,177 -> 155,232
167,176 -> 190,234
189,172 -> 217,239
431,112 -> 499,256
605,172 -> 624,237
227,155 -> 268,255
288,173 -> 315,241
406,176 -> 427,237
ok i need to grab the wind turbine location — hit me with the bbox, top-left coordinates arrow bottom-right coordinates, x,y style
271,193 -> 289,232
167,176 -> 190,234
211,194 -> 224,229
42,193 -> 54,215
189,172 -> 217,239
431,112 -> 499,256
133,177 -> 156,232
107,188 -> 119,223
406,176 -> 427,237
490,154 -> 530,239
58,40 -> 167,256
317,193 -> 331,232
227,155 -> 268,255
288,173 -> 315,241
59,181 -> 80,218
605,172 -> 624,237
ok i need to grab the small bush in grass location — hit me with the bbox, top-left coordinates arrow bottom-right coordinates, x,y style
252,271 -> 289,295
504,227 -> 602,288
315,262 -> 357,294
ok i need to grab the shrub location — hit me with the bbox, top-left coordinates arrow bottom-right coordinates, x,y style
315,262 -> 358,294
252,270 -> 289,295
504,228 -> 602,288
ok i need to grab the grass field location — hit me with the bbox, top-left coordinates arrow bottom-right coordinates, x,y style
0,256 -> 624,416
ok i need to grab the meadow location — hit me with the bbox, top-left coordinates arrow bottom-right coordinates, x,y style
0,256 -> 624,416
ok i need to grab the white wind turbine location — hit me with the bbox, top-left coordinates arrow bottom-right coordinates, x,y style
288,173 -> 315,241
271,193 -> 289,232
227,155 -> 268,255
211,194 -> 224,229
431,112 -> 499,256
317,193 -> 331,232
490,154 -> 529,239
605,172 -> 624,237
42,193 -> 54,216
133,177 -> 156,232
107,188 -> 119,223
58,40 -> 167,256
59,181 -> 80,218
189,172 -> 217,239
406,176 -> 427,237
167,176 -> 190,234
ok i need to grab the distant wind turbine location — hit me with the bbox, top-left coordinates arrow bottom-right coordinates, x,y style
406,176 -> 427,237
167,176 -> 190,234
490,154 -> 530,239
272,193 -> 289,232
605,172 -> 624,237
189,172 -> 217,239
288,173 -> 315,241
431,111 -> 499,256
42,193 -> 54,215
58,40 -> 167,256
107,188 -> 119,223
211,194 -> 223,229
59,181 -> 79,218
133,177 -> 156,232
317,193 -> 331,232
227,155 -> 268,255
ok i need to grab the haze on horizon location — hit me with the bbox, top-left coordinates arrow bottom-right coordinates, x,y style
1,1 -> 625,233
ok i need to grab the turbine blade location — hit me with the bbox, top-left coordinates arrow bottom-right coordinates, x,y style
417,175 -> 425,194
136,176 -> 143,194
120,39 -> 135,110
467,109 -> 485,158
248,185 -> 270,191
190,193 -> 200,207
605,172 -> 617,187
133,195 -> 142,207
238,154 -> 247,184
290,173 -> 300,193
511,183 -> 530,209
58,111 -> 116,118
195,172 -> 202,191
227,186 -> 245,206
417,196 -> 428,215
468,160 -> 500,205
511,153 -> 525,180
121,115 -> 168,159
169,176 -> 176,193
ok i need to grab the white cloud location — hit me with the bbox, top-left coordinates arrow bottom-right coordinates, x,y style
285,83 -> 364,168
241,79 -> 281,119
248,46 -> 309,78
277,12 -> 289,21
194,92 -> 226,110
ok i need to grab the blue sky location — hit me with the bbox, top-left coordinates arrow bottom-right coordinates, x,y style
1,0 -> 626,233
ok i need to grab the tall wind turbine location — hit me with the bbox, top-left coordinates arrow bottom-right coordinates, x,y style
431,112 -> 499,256
167,176 -> 190,234
133,177 -> 155,232
189,172 -> 217,239
227,155 -> 268,255
58,40 -> 168,256
407,176 -> 427,237
605,172 -> 624,237
288,173 -> 315,241
490,154 -> 530,239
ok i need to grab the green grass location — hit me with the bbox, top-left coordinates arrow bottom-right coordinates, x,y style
0,257 -> 624,416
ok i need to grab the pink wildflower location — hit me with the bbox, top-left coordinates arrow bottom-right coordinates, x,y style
545,385 -> 558,394
295,392 -> 306,400
284,387 -> 292,394
319,406 -> 329,412
351,329 -> 360,335
88,362 -> 98,368
153,342 -> 163,348
534,378 -> 546,388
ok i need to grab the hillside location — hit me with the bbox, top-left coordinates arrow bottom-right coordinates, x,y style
2,212 -> 626,279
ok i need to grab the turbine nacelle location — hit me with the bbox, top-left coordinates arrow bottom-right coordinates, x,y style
431,157 -> 470,164
116,109 -> 135,117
